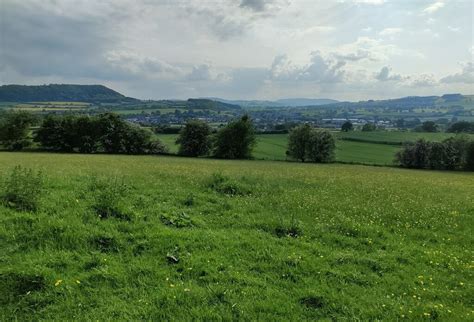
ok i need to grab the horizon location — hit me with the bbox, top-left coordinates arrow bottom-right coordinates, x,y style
1,0 -> 473,101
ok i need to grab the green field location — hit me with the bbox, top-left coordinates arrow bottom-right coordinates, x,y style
0,153 -> 472,320
157,133 -> 401,165
156,131 -> 474,166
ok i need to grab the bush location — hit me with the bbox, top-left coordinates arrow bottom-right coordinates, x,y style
361,123 -> 376,132
207,173 -> 252,196
1,166 -> 44,211
212,115 -> 256,159
341,121 -> 353,132
89,177 -> 131,220
287,125 -> 335,163
176,120 -> 211,157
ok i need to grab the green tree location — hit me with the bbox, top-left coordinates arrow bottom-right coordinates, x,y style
306,129 -> 336,163
341,121 -> 353,132
361,123 -> 376,132
176,120 -> 211,157
213,115 -> 256,159
287,124 -> 312,162
0,111 -> 36,150
418,121 -> 438,132
287,125 -> 335,163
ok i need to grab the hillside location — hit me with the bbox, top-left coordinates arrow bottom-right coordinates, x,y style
0,153 -> 472,320
0,84 -> 138,103
208,97 -> 339,108
319,94 -> 473,110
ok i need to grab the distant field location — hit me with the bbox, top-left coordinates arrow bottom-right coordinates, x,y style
0,153 -> 472,320
156,133 -> 400,165
336,131 -> 473,144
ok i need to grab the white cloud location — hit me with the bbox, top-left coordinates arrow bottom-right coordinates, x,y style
423,1 -> 445,14
379,28 -> 403,36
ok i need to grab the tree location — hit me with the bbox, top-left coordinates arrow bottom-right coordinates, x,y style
287,124 -> 335,163
213,115 -> 256,159
465,141 -> 474,171
417,121 -> 438,132
341,121 -> 353,132
395,139 -> 430,169
176,120 -> 211,157
287,124 -> 312,162
362,123 -> 376,132
0,111 -> 36,150
447,121 -> 474,133
306,129 -> 335,163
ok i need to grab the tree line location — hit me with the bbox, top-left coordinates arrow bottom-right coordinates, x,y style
395,137 -> 474,171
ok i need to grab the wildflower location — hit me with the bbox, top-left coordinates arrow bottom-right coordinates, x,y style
76,280 -> 81,284
55,279 -> 63,286
184,288 -> 190,292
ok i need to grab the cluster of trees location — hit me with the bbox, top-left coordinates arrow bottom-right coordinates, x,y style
447,121 -> 474,133
176,119 -> 335,163
35,113 -> 167,154
286,124 -> 335,163
176,115 -> 256,159
0,111 -> 37,150
396,136 -> 474,171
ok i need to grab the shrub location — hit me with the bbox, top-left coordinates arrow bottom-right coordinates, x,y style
160,212 -> 194,228
1,166 -> 44,211
212,115 -> 256,159
287,124 -> 312,162
447,121 -> 474,133
176,120 -> 211,157
361,123 -> 376,132
341,121 -> 353,132
89,177 -> 131,220
207,173 -> 252,196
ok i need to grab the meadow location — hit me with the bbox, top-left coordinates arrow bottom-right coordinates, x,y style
0,152 -> 472,320
156,131 -> 472,165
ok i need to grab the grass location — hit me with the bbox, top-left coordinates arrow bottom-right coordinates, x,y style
337,131 -> 474,144
156,133 -> 400,165
0,152 -> 473,320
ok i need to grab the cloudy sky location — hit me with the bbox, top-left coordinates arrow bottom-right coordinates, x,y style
0,0 -> 472,101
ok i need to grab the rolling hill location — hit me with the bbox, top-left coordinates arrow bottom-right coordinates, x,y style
0,84 -> 138,103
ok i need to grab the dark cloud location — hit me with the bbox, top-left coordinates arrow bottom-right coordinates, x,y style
375,66 -> 402,81
440,62 -> 474,84
240,0 -> 270,12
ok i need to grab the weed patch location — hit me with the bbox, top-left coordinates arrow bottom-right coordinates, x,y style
160,212 -> 194,228
1,166 -> 44,211
88,176 -> 132,220
207,173 -> 252,196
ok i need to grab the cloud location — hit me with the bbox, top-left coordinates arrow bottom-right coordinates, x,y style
423,1 -> 445,14
333,50 -> 372,62
239,0 -> 270,12
440,63 -> 474,84
186,64 -> 213,81
375,66 -> 402,81
270,52 -> 346,83
409,74 -> 438,87
379,28 -> 403,36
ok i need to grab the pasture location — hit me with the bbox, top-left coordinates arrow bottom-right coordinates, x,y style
0,152 -> 472,320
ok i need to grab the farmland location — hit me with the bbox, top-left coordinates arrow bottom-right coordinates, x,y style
156,131 -> 473,165
0,152 -> 472,320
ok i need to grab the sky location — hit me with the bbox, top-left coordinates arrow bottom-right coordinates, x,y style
0,0 -> 473,101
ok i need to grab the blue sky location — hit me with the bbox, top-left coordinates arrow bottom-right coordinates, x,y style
0,0 -> 472,100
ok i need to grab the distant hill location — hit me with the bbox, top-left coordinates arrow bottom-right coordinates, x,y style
186,98 -> 240,110
0,84 -> 138,103
317,94 -> 473,109
206,97 -> 339,108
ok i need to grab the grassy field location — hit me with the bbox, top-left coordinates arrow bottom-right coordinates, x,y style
0,153 -> 472,320
337,131 -> 474,144
157,133 -> 401,165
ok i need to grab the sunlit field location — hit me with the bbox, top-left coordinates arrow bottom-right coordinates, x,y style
0,152 -> 472,320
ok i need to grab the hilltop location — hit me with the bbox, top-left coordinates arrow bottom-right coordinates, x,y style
0,84 -> 138,103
